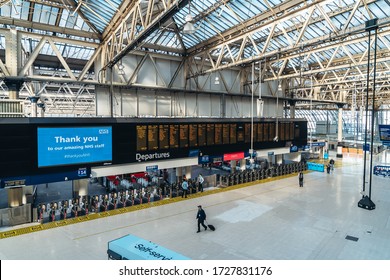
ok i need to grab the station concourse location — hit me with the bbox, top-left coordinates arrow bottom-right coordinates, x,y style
1,151 -> 390,260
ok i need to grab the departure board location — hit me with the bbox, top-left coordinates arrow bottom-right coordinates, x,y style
264,123 -> 269,141
180,125 -> 189,148
245,124 -> 250,143
215,124 -> 222,145
295,124 -> 300,138
169,125 -> 179,148
222,124 -> 229,144
148,125 -> 158,150
198,124 -> 206,146
136,125 -> 147,151
189,124 -> 198,147
207,124 -> 215,145
289,123 -> 294,140
237,125 -> 244,142
257,123 -> 263,142
159,124 -> 169,149
280,123 -> 285,141
230,124 -> 237,144
269,123 -> 275,141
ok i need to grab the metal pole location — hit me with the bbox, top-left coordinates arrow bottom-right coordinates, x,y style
362,29 -> 371,195
251,62 -> 254,162
368,27 -> 378,199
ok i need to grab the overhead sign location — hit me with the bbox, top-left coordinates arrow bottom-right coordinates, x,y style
379,125 -> 390,141
223,152 -> 245,161
146,165 -> 158,172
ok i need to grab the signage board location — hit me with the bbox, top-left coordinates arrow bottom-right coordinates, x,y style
37,127 -> 112,167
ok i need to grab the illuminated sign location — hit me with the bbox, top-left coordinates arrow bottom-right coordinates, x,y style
379,125 -> 390,141
223,152 -> 245,161
37,127 -> 112,167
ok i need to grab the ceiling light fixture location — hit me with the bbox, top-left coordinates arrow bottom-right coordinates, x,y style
183,1 -> 196,34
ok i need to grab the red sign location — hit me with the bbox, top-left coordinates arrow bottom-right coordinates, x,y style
223,152 -> 245,161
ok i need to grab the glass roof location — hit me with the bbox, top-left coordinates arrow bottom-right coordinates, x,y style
0,0 -> 389,68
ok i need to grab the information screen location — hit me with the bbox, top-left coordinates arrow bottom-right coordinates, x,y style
37,127 -> 112,168
280,123 -> 285,141
159,125 -> 169,149
237,125 -> 244,142
215,124 -> 222,145
230,124 -> 237,144
169,125 -> 179,148
136,125 -> 147,151
223,124 -> 229,144
189,124 -> 198,147
180,125 -> 189,148
257,123 -> 263,142
269,123 -> 275,141
245,124 -> 251,143
148,125 -> 158,150
264,123 -> 269,141
198,124 -> 206,146
207,124 -> 215,145
379,125 -> 390,141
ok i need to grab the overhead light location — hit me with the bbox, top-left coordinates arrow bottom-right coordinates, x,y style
183,14 -> 196,34
183,1 -> 196,35
118,63 -> 125,75
214,76 -> 220,85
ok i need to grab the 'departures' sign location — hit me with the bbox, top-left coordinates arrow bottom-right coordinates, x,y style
37,127 -> 112,167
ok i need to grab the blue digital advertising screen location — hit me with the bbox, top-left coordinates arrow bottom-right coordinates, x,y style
37,127 -> 112,167
379,125 -> 390,141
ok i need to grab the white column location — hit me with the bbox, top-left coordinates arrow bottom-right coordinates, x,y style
185,166 -> 192,179
240,158 -> 246,171
337,105 -> 343,158
230,160 -> 236,173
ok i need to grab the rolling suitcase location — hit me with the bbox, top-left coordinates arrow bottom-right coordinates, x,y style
206,221 -> 216,231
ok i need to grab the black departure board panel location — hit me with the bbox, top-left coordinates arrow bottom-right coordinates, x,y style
215,124 -> 222,145
237,125 -> 244,142
135,120 -> 302,152
136,125 -> 147,151
198,124 -> 206,146
280,123 -> 285,141
257,123 -> 263,142
189,124 -> 198,147
264,123 -> 269,141
148,125 -> 158,150
269,123 -> 275,141
245,124 -> 250,143
180,125 -> 189,148
170,125 -> 179,148
159,124 -> 169,149
230,124 -> 237,144
207,124 -> 215,145
223,124 -> 229,144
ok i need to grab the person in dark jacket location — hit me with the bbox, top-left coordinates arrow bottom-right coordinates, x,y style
196,205 -> 207,233
298,172 -> 304,187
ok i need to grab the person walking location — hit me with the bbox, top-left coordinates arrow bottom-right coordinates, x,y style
181,178 -> 189,198
196,205 -> 207,233
198,173 -> 204,192
329,159 -> 335,172
298,172 -> 304,187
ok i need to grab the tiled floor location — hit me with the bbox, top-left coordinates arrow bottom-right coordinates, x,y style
1,151 -> 390,260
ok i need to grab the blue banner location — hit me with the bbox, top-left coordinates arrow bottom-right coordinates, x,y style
307,162 -> 325,172
37,127 -> 112,167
